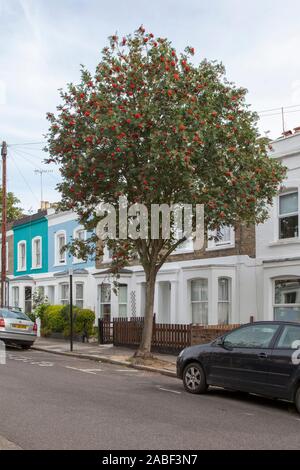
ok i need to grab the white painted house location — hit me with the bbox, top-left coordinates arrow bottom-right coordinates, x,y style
94,130 -> 300,326
256,130 -> 300,323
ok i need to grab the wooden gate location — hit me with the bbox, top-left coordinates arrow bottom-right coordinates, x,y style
98,319 -> 113,344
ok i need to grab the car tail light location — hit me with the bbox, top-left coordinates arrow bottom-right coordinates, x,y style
0,318 -> 5,328
33,322 -> 38,333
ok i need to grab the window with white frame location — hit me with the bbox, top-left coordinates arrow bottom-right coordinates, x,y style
75,283 -> 84,308
55,232 -> 66,265
274,279 -> 300,322
191,279 -> 208,324
17,241 -> 26,271
207,225 -> 234,249
174,227 -> 194,252
32,236 -> 42,269
47,286 -> 55,305
99,284 -> 111,320
279,191 -> 299,239
103,245 -> 114,262
118,284 -> 128,317
218,278 -> 231,324
60,283 -> 69,305
36,286 -> 45,297
73,228 -> 86,263
12,286 -> 19,308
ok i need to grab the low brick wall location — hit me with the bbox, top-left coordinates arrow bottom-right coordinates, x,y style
191,324 -> 241,345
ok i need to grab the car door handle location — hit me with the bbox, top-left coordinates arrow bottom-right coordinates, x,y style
258,352 -> 268,359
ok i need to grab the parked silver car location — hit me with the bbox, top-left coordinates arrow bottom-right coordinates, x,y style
0,308 -> 37,349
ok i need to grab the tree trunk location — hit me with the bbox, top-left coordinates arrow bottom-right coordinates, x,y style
134,268 -> 156,359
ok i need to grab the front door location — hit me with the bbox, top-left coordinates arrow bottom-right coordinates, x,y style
24,286 -> 32,314
208,324 -> 280,394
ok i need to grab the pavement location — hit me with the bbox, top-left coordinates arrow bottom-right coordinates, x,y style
0,434 -> 22,450
1,347 -> 300,450
32,337 -> 177,376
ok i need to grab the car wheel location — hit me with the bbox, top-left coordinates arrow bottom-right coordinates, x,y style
295,386 -> 300,414
183,362 -> 207,394
21,344 -> 32,350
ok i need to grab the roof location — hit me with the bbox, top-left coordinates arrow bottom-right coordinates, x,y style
10,275 -> 33,281
93,268 -> 133,276
263,257 -> 300,264
53,269 -> 89,277
13,210 -> 47,229
270,131 -> 300,159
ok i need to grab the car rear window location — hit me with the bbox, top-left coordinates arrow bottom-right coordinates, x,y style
0,309 -> 31,321
277,325 -> 300,349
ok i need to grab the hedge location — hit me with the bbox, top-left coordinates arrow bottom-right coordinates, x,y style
41,304 -> 95,338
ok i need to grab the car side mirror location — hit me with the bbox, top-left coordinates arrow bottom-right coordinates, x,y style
215,336 -> 233,350
215,336 -> 225,347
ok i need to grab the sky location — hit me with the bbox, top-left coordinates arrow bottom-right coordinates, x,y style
1,0 -> 300,213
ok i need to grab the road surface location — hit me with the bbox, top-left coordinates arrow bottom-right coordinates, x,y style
0,347 -> 300,449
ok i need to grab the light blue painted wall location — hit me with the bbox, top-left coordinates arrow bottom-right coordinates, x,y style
48,219 -> 94,272
13,217 -> 48,276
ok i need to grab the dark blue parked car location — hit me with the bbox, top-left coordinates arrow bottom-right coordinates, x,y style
177,321 -> 300,413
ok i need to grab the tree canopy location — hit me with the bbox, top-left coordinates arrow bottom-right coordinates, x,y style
0,189 -> 23,223
45,26 -> 285,356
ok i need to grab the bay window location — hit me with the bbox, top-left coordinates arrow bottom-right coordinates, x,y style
218,278 -> 231,324
191,279 -> 208,324
60,283 -> 69,305
118,284 -> 128,317
274,279 -> 300,322
75,283 -> 84,308
12,286 -> 19,308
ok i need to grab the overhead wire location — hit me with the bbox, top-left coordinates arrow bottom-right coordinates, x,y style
10,147 -> 61,184
10,154 -> 41,205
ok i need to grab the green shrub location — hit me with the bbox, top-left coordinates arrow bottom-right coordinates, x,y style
32,303 -> 49,323
40,304 -> 96,338
41,326 -> 52,337
75,308 -> 95,336
42,305 -> 65,334
62,305 -> 95,338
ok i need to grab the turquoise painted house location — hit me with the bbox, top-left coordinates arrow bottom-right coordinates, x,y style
13,211 -> 48,277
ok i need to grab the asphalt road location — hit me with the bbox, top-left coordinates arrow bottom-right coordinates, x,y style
0,347 -> 300,450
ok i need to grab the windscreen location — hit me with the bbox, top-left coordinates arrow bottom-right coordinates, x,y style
0,309 -> 31,321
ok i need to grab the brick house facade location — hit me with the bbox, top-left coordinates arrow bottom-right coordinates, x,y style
94,222 -> 257,325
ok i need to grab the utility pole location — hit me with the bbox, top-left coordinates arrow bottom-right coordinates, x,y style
1,141 -> 7,308
69,268 -> 73,352
34,169 -> 53,209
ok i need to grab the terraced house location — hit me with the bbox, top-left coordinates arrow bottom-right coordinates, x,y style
9,211 -> 48,313
7,209 -> 97,314
90,130 -> 300,326
4,130 -> 300,325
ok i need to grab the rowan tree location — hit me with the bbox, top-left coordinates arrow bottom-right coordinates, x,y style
45,26 -> 285,358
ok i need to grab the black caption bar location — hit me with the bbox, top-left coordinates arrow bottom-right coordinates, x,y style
0,450 -> 297,467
